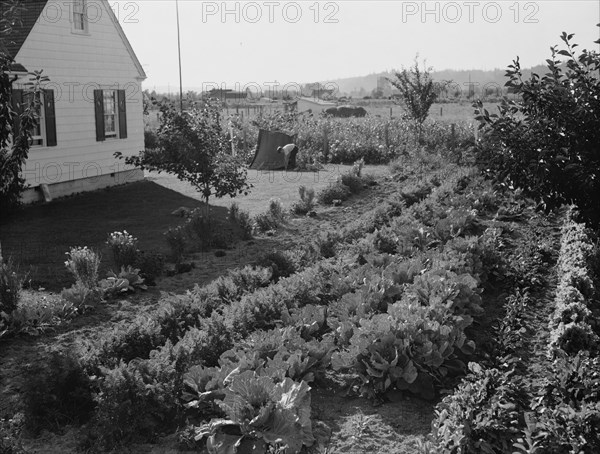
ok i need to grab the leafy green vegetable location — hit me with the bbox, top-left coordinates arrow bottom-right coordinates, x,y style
193,371 -> 314,454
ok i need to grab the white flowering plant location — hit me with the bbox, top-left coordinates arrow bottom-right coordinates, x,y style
106,230 -> 139,269
64,246 -> 101,289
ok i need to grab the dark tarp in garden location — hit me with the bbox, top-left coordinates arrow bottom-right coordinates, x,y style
249,129 -> 296,170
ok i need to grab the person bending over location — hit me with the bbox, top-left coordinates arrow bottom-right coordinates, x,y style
277,143 -> 299,171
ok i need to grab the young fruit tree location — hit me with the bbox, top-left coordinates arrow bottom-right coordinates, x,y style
474,27 -> 600,225
117,99 -> 252,218
389,58 -> 447,140
1,0 -> 48,213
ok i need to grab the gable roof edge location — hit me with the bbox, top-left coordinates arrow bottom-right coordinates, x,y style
102,0 -> 146,80
2,0 -> 48,60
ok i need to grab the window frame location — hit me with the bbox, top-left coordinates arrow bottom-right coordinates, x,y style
94,89 -> 127,142
71,0 -> 89,34
25,91 -> 46,147
103,90 -> 119,139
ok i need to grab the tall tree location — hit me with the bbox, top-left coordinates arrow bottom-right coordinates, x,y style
389,57 -> 445,140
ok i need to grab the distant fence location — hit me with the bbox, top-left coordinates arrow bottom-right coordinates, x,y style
223,104 -> 286,120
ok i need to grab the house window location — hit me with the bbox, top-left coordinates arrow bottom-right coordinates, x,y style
10,88 -> 57,148
103,90 -> 118,138
94,89 -> 128,142
72,0 -> 88,32
29,92 -> 46,146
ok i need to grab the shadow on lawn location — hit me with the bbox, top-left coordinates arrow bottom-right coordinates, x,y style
0,180 -> 228,291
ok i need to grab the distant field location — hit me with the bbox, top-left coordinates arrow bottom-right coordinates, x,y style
363,101 -> 500,123
145,100 -> 500,131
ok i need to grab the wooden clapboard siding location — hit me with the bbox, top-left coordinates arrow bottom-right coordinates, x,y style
13,0 -> 145,188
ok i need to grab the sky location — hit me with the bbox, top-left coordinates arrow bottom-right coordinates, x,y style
114,1 -> 600,92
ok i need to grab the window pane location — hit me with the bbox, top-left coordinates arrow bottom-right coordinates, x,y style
73,0 -> 86,30
74,0 -> 84,13
23,92 -> 44,145
103,91 -> 115,114
103,91 -> 118,136
75,13 -> 84,30
105,115 -> 115,134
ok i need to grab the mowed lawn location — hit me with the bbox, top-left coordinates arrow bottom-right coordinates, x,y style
0,165 -> 389,290
146,164 -> 391,216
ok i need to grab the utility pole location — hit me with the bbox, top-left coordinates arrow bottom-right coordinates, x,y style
176,0 -> 183,112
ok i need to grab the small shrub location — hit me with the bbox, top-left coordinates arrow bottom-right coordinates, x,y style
361,173 -> 377,187
227,265 -> 273,290
229,202 -> 253,240
81,317 -> 166,369
0,254 -> 23,315
314,230 -> 343,258
292,186 -> 316,215
474,30 -> 600,225
341,173 -> 364,194
89,357 -> 178,449
61,282 -> 102,309
268,198 -> 285,221
9,292 -> 78,336
185,209 -> 212,248
134,251 -> 165,285
399,182 -> 432,207
254,212 -> 280,233
254,198 -> 286,233
254,250 -> 298,282
106,231 -> 139,270
237,211 -> 253,240
351,157 -> 365,177
317,181 -> 351,205
64,247 -> 101,289
228,201 -> 240,223
164,226 -> 187,263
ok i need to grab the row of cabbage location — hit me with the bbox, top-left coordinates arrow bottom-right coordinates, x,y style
548,208 -> 599,354
421,206 -> 600,454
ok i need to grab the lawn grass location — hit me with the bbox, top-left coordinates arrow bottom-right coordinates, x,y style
0,180 -> 209,291
147,164 -> 390,217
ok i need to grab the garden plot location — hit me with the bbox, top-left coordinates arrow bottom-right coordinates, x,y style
0,154 -> 596,454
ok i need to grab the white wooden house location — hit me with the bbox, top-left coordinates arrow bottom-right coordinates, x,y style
5,0 -> 146,202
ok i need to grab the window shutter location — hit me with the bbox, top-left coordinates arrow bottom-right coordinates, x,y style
94,89 -> 105,142
11,88 -> 24,139
117,89 -> 127,139
44,89 -> 57,146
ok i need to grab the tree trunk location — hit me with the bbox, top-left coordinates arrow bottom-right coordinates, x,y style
203,196 -> 210,220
